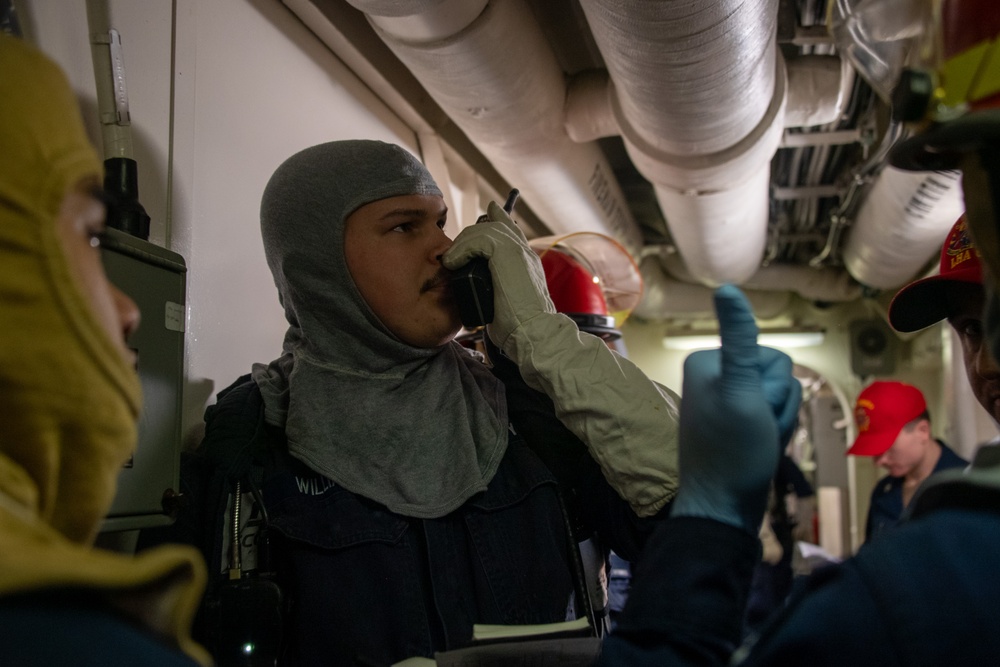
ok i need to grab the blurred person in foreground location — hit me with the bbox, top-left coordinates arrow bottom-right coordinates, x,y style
889,216 -> 1000,426
599,1 -> 1000,663
0,34 -> 208,666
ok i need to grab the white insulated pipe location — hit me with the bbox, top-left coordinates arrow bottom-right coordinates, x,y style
635,257 -> 792,320
784,55 -> 849,128
655,247 -> 862,303
345,0 -> 644,255
562,51 -> 849,292
565,69 -> 618,144
652,170 -> 772,285
742,264 -> 862,302
843,167 -> 964,290
579,0 -> 778,156
578,0 -> 787,285
565,54 -> 846,142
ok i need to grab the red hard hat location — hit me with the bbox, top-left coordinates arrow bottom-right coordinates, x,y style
542,250 -> 608,315
540,249 -> 621,340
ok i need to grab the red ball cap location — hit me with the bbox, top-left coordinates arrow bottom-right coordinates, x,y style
888,215 -> 983,332
847,381 -> 928,457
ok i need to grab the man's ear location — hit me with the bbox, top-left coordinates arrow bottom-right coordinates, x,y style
916,419 -> 932,439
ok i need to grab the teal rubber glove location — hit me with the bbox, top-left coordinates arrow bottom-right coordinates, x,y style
441,201 -> 555,354
670,285 -> 801,534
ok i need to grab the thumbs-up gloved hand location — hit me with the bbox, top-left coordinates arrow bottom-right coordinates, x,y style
671,285 -> 802,534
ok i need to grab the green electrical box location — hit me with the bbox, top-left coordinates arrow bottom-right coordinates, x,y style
99,228 -> 186,532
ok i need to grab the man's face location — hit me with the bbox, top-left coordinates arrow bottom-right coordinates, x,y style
344,193 -> 461,348
947,282 -> 1000,422
874,420 -> 931,478
56,177 -> 140,365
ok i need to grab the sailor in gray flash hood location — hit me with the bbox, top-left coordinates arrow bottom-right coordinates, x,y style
251,140 -> 508,519
149,140 -> 687,664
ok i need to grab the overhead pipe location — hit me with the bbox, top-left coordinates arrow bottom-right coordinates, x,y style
784,55 -> 850,128
809,120 -> 904,269
634,257 -> 792,320
344,0 -> 644,255
564,69 -> 617,144
577,0 -> 787,285
578,0 -> 779,156
653,248 -> 862,304
565,54 -> 847,142
842,167 -> 964,290
743,265 -> 862,302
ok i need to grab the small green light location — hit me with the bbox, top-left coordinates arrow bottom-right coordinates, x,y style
242,643 -> 255,655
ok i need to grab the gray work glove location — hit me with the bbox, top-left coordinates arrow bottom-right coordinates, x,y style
442,200 -> 555,352
443,203 -> 680,517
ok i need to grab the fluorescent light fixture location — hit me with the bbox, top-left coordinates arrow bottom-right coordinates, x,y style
663,334 -> 725,351
759,331 -> 826,348
663,328 -> 825,351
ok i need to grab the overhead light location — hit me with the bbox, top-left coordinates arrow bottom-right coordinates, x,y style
758,331 -> 826,348
663,327 -> 825,351
663,334 -> 726,351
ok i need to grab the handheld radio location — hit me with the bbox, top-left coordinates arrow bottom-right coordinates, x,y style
451,189 -> 519,329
